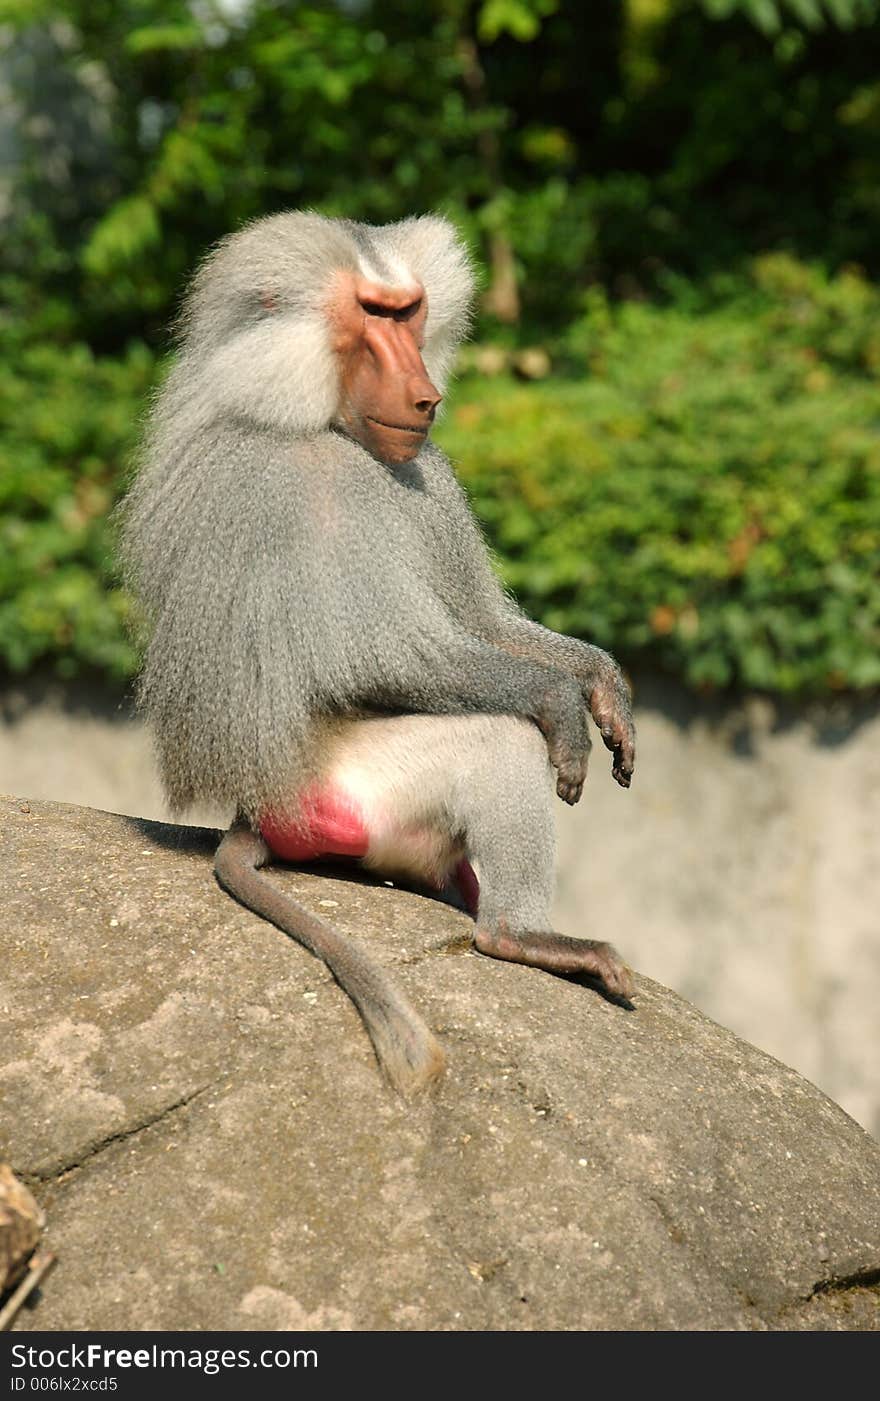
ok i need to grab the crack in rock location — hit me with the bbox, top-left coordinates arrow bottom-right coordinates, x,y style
806,1265 -> 880,1300
23,1082 -> 217,1184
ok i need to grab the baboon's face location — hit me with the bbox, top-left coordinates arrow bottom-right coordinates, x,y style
328,272 -> 440,465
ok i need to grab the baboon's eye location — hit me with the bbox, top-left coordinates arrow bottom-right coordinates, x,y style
360,298 -> 422,322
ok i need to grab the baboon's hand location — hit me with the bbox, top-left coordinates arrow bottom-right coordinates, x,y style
537,679 -> 592,805
588,662 -> 635,788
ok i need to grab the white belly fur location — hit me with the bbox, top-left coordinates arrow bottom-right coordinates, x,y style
316,715 -> 464,884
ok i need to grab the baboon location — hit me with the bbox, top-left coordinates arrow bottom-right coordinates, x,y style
121,211 -> 636,1096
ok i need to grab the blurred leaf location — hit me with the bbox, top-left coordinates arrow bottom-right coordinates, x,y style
478,0 -> 558,43
125,24 -> 203,55
81,197 -> 162,277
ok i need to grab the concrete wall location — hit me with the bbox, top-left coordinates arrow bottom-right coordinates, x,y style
3,676 -> 878,1137
556,680 -> 880,1139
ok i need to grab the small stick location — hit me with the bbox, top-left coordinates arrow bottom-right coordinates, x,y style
0,1251 -> 57,1332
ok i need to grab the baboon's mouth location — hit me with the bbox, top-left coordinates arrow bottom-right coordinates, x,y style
366,416 -> 428,436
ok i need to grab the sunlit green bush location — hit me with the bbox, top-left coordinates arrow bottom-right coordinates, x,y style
0,338 -> 154,678
438,256 -> 880,692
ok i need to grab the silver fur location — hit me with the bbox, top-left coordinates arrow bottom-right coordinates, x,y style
122,210 -> 603,821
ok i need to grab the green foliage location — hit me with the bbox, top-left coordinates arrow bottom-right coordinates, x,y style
0,337 -> 154,678
6,0 -> 880,344
438,257 -> 880,693
2,2 -> 880,694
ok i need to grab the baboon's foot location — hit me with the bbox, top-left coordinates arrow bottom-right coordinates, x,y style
474,924 -> 635,1000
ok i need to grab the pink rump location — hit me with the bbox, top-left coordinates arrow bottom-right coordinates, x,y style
261,787 -> 370,862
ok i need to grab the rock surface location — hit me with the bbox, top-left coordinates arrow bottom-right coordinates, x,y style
1,795 -> 878,1332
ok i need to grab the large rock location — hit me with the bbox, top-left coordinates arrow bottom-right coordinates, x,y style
1,795 -> 878,1331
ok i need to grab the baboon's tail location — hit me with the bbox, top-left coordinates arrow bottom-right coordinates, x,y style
214,821 -> 446,1096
